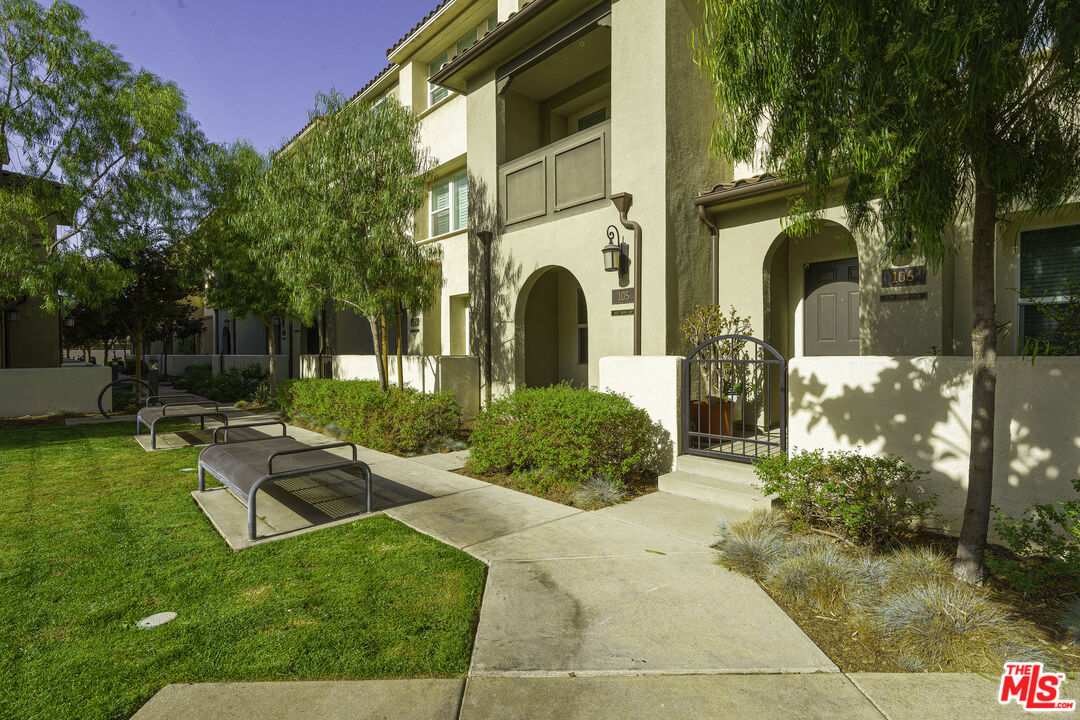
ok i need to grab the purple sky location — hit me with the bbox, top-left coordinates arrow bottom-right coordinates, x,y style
70,0 -> 437,152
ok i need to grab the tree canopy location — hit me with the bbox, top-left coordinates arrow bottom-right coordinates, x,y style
693,0 -> 1080,581
0,0 -> 208,309
240,92 -> 439,389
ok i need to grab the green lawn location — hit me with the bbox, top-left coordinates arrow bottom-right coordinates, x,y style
0,422 -> 486,720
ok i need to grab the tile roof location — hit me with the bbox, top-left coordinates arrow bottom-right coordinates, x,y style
279,63 -> 398,152
705,172 -> 781,195
386,0 -> 455,56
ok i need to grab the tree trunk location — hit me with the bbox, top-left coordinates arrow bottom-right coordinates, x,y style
396,305 -> 403,389
264,318 -> 278,394
368,315 -> 387,390
955,175 -> 998,584
134,317 -> 144,406
381,314 -> 390,391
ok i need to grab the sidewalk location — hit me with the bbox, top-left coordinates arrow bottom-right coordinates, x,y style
138,423 -> 1070,719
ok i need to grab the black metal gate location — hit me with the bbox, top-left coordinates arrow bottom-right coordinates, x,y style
683,334 -> 787,463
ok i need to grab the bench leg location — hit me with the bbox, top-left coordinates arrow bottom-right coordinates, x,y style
150,419 -> 158,450
200,416 -> 205,430
365,465 -> 372,514
248,492 -> 258,541
198,464 -> 206,491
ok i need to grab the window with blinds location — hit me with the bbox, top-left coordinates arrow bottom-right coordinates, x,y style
429,172 -> 468,237
1018,223 -> 1080,347
429,51 -> 449,106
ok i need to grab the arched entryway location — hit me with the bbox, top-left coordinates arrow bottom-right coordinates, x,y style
516,266 -> 588,388
763,221 -> 862,359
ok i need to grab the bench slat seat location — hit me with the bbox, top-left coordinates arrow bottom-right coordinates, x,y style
136,399 -> 227,450
197,423 -> 372,540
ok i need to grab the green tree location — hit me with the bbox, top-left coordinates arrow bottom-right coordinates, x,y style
693,1 -> 1080,582
242,92 -> 439,390
0,0 -> 206,308
190,142 -> 293,391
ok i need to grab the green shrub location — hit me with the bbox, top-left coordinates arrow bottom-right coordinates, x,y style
986,478 -> 1080,594
865,582 -> 1045,672
468,383 -> 660,482
753,449 -> 936,546
714,510 -> 792,579
765,541 -> 876,614
277,379 -> 461,456
172,364 -> 267,403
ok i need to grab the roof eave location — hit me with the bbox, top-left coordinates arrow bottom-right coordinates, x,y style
693,177 -> 803,209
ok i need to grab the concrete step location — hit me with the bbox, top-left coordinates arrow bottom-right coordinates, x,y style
658,471 -> 774,512
675,454 -> 760,484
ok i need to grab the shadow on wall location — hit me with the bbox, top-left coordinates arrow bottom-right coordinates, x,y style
788,355 -> 1080,532
468,172 -> 521,401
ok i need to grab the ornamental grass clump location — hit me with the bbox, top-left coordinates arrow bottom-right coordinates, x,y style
714,510 -> 792,580
468,383 -> 661,482
883,545 -> 953,591
765,541 -> 877,614
572,477 -> 629,510
864,582 -> 1046,672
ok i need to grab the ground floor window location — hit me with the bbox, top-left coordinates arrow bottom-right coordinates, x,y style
1019,223 -> 1080,352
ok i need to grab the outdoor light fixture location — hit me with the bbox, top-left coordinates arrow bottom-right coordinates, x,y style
602,225 -> 626,274
64,317 -> 75,328
5,310 -> 18,323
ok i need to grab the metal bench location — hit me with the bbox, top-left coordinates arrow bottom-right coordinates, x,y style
136,395 -> 229,450
197,421 -> 373,540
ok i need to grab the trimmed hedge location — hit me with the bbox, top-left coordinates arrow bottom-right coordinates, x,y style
468,383 -> 660,482
172,364 -> 267,403
277,379 -> 462,455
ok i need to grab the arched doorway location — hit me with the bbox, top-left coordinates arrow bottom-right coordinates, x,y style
763,221 -> 862,359
517,266 -> 588,388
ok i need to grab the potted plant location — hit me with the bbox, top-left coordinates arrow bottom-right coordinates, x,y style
680,304 -> 752,441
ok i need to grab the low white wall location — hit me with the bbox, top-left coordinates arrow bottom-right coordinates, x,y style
598,356 -> 681,473
790,356 -> 1080,532
299,354 -> 480,418
0,366 -> 112,416
151,354 -> 288,383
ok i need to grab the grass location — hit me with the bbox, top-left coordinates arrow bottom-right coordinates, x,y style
0,422 -> 486,720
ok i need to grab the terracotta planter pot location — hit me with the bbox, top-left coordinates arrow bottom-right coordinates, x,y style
690,399 -> 732,437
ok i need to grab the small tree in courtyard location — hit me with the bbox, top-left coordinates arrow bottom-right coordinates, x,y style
241,92 -> 439,390
190,142 -> 292,392
693,1 -> 1080,582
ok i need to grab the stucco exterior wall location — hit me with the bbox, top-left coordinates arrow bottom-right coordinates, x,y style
5,298 -> 59,368
300,353 -> 480,418
789,355 -> 1080,532
0,366 -> 111,416
598,355 -> 681,472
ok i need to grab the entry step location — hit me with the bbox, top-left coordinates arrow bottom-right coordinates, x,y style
657,455 -> 776,512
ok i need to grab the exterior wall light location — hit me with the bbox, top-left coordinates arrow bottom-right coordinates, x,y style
5,310 -> 18,323
602,225 -> 627,274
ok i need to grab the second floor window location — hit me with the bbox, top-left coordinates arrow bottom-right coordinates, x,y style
429,51 -> 449,106
430,171 -> 468,237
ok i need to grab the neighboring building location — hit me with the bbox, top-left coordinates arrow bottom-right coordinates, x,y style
0,169 -> 63,369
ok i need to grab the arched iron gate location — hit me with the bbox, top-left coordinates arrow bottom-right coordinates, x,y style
683,334 -> 787,463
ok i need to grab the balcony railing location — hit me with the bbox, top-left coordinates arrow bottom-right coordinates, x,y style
499,120 -> 611,226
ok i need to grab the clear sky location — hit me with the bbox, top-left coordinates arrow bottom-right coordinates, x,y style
70,0 -> 439,152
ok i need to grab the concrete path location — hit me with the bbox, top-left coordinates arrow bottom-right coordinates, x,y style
142,423 -> 1068,718
133,673 -> 1058,719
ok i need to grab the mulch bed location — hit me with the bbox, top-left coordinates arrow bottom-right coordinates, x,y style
758,529 -> 1080,672
454,466 -> 657,508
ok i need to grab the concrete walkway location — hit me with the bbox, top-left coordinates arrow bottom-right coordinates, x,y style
138,423 -> 1069,719
133,673 -> 1057,719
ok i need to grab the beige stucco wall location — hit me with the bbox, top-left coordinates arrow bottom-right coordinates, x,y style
5,298 -> 59,368
598,355 -> 681,471
789,355 -> 1080,532
300,353 -> 480,418
711,193 -> 950,358
463,0 -> 724,395
0,366 -> 112,416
